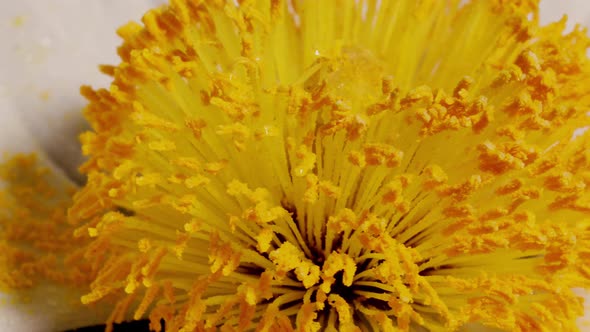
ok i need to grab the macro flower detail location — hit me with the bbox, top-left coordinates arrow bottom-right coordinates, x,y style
0,155 -> 113,331
10,0 -> 587,331
0,155 -> 89,291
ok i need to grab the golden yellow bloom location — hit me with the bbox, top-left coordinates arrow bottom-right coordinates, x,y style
61,0 -> 590,330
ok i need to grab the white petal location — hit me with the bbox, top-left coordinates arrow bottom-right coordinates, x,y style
0,283 -> 112,332
540,0 -> 590,29
0,97 -> 38,154
0,0 -> 163,181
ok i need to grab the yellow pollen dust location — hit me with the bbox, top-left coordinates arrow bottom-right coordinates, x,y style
62,0 -> 590,331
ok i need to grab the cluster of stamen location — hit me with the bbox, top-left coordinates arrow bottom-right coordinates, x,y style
41,0 -> 590,331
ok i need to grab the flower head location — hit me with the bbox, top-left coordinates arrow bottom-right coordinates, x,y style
3,0 -> 590,331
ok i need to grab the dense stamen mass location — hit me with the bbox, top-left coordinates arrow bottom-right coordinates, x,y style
63,0 -> 590,331
0,156 -> 94,300
0,155 -> 128,331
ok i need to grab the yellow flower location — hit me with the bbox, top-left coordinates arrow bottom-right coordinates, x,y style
3,0 -> 590,331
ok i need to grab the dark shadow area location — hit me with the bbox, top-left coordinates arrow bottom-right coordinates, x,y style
20,103 -> 90,186
65,320 -> 154,332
